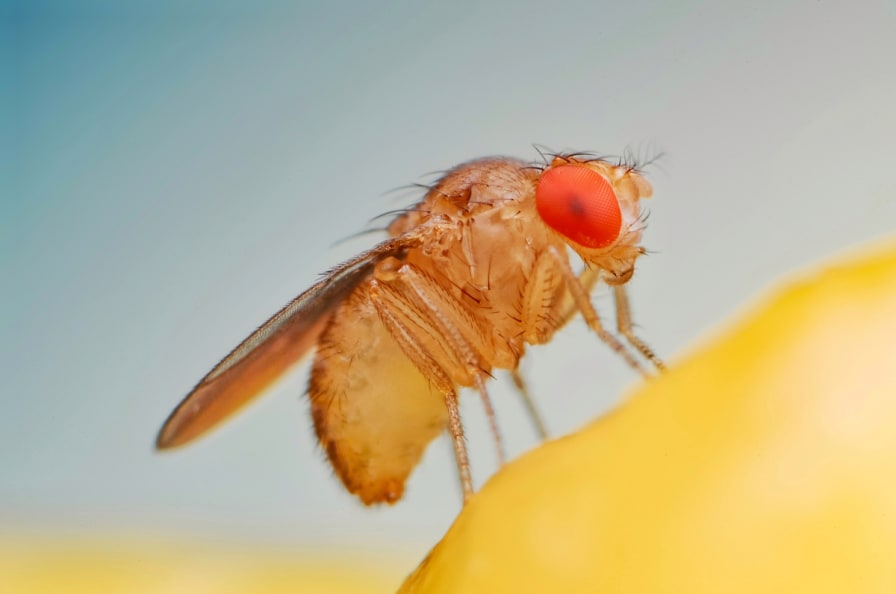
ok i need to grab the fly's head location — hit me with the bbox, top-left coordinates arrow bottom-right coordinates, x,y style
535,156 -> 653,284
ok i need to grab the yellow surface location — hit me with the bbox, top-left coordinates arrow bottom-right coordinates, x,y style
0,538 -> 407,594
401,237 -> 896,593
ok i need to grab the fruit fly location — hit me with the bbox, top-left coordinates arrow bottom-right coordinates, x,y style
156,153 -> 662,505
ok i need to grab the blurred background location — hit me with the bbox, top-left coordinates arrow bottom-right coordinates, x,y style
3,0 -> 895,587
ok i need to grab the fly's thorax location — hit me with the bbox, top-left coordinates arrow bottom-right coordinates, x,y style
429,157 -> 534,210
388,158 -> 536,238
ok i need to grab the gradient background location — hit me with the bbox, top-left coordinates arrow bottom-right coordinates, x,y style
4,0 -> 896,573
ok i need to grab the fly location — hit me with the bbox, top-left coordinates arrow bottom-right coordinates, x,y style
156,152 -> 663,505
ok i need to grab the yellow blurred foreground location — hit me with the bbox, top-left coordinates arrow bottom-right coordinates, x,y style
402,237 -> 896,593
0,538 -> 408,593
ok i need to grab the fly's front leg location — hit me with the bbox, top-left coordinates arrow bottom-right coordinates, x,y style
370,257 -> 505,501
553,266 -> 600,330
552,264 -> 663,372
516,249 -> 589,440
612,284 -> 666,371
545,246 -> 649,377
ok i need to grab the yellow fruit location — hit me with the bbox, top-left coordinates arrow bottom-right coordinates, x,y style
401,238 -> 896,594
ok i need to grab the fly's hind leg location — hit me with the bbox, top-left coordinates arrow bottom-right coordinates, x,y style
370,257 -> 505,502
371,282 -> 476,501
444,388 -> 474,502
612,284 -> 665,371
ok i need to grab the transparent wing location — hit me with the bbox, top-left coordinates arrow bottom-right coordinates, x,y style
156,234 -> 422,449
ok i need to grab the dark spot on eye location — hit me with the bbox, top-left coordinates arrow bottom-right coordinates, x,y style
567,194 -> 586,216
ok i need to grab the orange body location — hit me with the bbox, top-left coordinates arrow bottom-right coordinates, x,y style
157,154 -> 659,505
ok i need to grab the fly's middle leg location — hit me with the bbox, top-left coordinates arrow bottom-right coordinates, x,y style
508,368 -> 549,440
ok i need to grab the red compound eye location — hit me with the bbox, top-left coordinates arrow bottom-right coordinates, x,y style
535,165 -> 622,248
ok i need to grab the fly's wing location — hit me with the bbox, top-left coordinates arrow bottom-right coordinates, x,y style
156,234 -> 423,450
309,284 -> 448,505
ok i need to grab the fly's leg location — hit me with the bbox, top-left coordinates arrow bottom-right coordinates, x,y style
444,388 -> 474,502
370,257 -> 506,501
514,250 -> 576,440
553,265 -> 664,371
553,266 -> 600,330
545,246 -> 649,377
473,375 -> 505,466
370,282 -> 476,501
512,257 -> 597,439
395,263 -> 506,466
612,284 -> 666,371
509,368 -> 549,440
